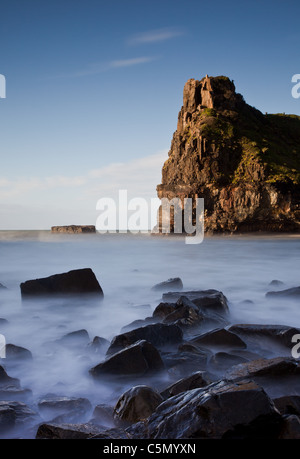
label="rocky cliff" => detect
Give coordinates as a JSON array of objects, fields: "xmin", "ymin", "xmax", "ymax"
[{"xmin": 156, "ymin": 75, "xmax": 300, "ymax": 233}]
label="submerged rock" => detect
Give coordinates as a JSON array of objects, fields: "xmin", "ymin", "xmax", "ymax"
[
  {"xmin": 20, "ymin": 268, "xmax": 104, "ymax": 299},
  {"xmin": 114, "ymin": 386, "xmax": 163, "ymax": 424},
  {"xmin": 151, "ymin": 278, "xmax": 183, "ymax": 292},
  {"xmin": 266, "ymin": 286, "xmax": 300, "ymax": 299},
  {"xmin": 5, "ymin": 344, "xmax": 33, "ymax": 361},
  {"xmin": 90, "ymin": 340, "xmax": 165, "ymax": 378},
  {"xmin": 38, "ymin": 396, "xmax": 92, "ymax": 422}
]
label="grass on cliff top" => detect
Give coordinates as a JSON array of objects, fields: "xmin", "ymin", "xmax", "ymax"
[{"xmin": 197, "ymin": 106, "xmax": 300, "ymax": 185}]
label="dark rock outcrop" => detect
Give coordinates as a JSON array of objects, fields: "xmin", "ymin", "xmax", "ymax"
[
  {"xmin": 266, "ymin": 286, "xmax": 300, "ymax": 299},
  {"xmin": 160, "ymin": 371, "xmax": 210, "ymax": 399},
  {"xmin": 20, "ymin": 268, "xmax": 103, "ymax": 298},
  {"xmin": 51, "ymin": 225, "xmax": 96, "ymax": 234},
  {"xmin": 155, "ymin": 75, "xmax": 300, "ymax": 234}
]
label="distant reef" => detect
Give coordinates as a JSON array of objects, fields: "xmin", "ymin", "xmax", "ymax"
[
  {"xmin": 156, "ymin": 75, "xmax": 300, "ymax": 233},
  {"xmin": 51, "ymin": 225, "xmax": 96, "ymax": 234}
]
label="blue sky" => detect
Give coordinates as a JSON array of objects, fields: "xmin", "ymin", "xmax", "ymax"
[{"xmin": 0, "ymin": 0, "xmax": 299, "ymax": 229}]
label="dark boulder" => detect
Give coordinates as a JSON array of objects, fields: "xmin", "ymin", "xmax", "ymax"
[
  {"xmin": 20, "ymin": 268, "xmax": 103, "ymax": 298},
  {"xmin": 0, "ymin": 400, "xmax": 37, "ymax": 433},
  {"xmin": 114, "ymin": 386, "xmax": 163, "ymax": 424},
  {"xmin": 90, "ymin": 340, "xmax": 164, "ymax": 378},
  {"xmin": 128, "ymin": 379, "xmax": 282, "ymax": 439},
  {"xmin": 161, "ymin": 371, "xmax": 211, "ymax": 399},
  {"xmin": 162, "ymin": 290, "xmax": 229, "ymax": 316},
  {"xmin": 151, "ymin": 278, "xmax": 183, "ymax": 292},
  {"xmin": 91, "ymin": 404, "xmax": 114, "ymax": 426},
  {"xmin": 106, "ymin": 323, "xmax": 183, "ymax": 356},
  {"xmin": 278, "ymin": 415, "xmax": 300, "ymax": 439}
]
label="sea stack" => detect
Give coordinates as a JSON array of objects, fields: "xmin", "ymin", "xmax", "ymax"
[
  {"xmin": 156, "ymin": 75, "xmax": 300, "ymax": 233},
  {"xmin": 51, "ymin": 225, "xmax": 96, "ymax": 234}
]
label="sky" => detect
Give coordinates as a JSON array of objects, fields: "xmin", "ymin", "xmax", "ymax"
[{"xmin": 0, "ymin": 0, "xmax": 299, "ymax": 229}]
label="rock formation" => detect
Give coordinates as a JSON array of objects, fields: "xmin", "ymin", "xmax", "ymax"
[
  {"xmin": 51, "ymin": 225, "xmax": 96, "ymax": 234},
  {"xmin": 156, "ymin": 75, "xmax": 300, "ymax": 233}
]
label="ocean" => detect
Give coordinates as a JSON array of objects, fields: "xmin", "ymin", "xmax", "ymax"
[{"xmin": 0, "ymin": 230, "xmax": 299, "ymax": 437}]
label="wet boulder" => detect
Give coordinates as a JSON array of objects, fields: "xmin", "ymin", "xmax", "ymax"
[
  {"xmin": 128, "ymin": 379, "xmax": 282, "ymax": 439},
  {"xmin": 90, "ymin": 340, "xmax": 164, "ymax": 378},
  {"xmin": 106, "ymin": 323, "xmax": 183, "ymax": 356},
  {"xmin": 20, "ymin": 268, "xmax": 104, "ymax": 299},
  {"xmin": 114, "ymin": 386, "xmax": 163, "ymax": 424},
  {"xmin": 160, "ymin": 371, "xmax": 211, "ymax": 399}
]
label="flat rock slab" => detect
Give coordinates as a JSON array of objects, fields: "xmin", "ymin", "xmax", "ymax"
[
  {"xmin": 20, "ymin": 268, "xmax": 103, "ymax": 298},
  {"xmin": 225, "ymin": 356, "xmax": 300, "ymax": 381}
]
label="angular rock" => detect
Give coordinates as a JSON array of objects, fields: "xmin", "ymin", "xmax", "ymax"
[
  {"xmin": 120, "ymin": 317, "xmax": 158, "ymax": 333},
  {"xmin": 209, "ymin": 351, "xmax": 248, "ymax": 371},
  {"xmin": 161, "ymin": 371, "xmax": 211, "ymax": 399},
  {"xmin": 20, "ymin": 268, "xmax": 103, "ymax": 298},
  {"xmin": 90, "ymin": 340, "xmax": 164, "ymax": 378},
  {"xmin": 161, "ymin": 349, "xmax": 208, "ymax": 379},
  {"xmin": 36, "ymin": 423, "xmax": 129, "ymax": 439},
  {"xmin": 266, "ymin": 286, "xmax": 300, "ymax": 299},
  {"xmin": 162, "ymin": 290, "xmax": 229, "ymax": 316},
  {"xmin": 225, "ymin": 356, "xmax": 300, "ymax": 381},
  {"xmin": 114, "ymin": 386, "xmax": 163, "ymax": 424},
  {"xmin": 128, "ymin": 379, "xmax": 282, "ymax": 439},
  {"xmin": 153, "ymin": 302, "xmax": 177, "ymax": 320},
  {"xmin": 151, "ymin": 278, "xmax": 183, "ymax": 292},
  {"xmin": 106, "ymin": 323, "xmax": 183, "ymax": 356},
  {"xmin": 162, "ymin": 296, "xmax": 204, "ymax": 329},
  {"xmin": 189, "ymin": 328, "xmax": 247, "ymax": 350},
  {"xmin": 0, "ymin": 400, "xmax": 37, "ymax": 433}
]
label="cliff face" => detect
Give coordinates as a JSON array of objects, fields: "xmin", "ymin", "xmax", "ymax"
[{"xmin": 157, "ymin": 75, "xmax": 300, "ymax": 233}]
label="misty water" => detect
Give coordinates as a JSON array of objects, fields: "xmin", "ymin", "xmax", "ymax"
[{"xmin": 0, "ymin": 231, "xmax": 299, "ymax": 437}]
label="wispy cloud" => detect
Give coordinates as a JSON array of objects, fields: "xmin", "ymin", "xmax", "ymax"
[
  {"xmin": 51, "ymin": 56, "xmax": 157, "ymax": 79},
  {"xmin": 128, "ymin": 27, "xmax": 185, "ymax": 45}
]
